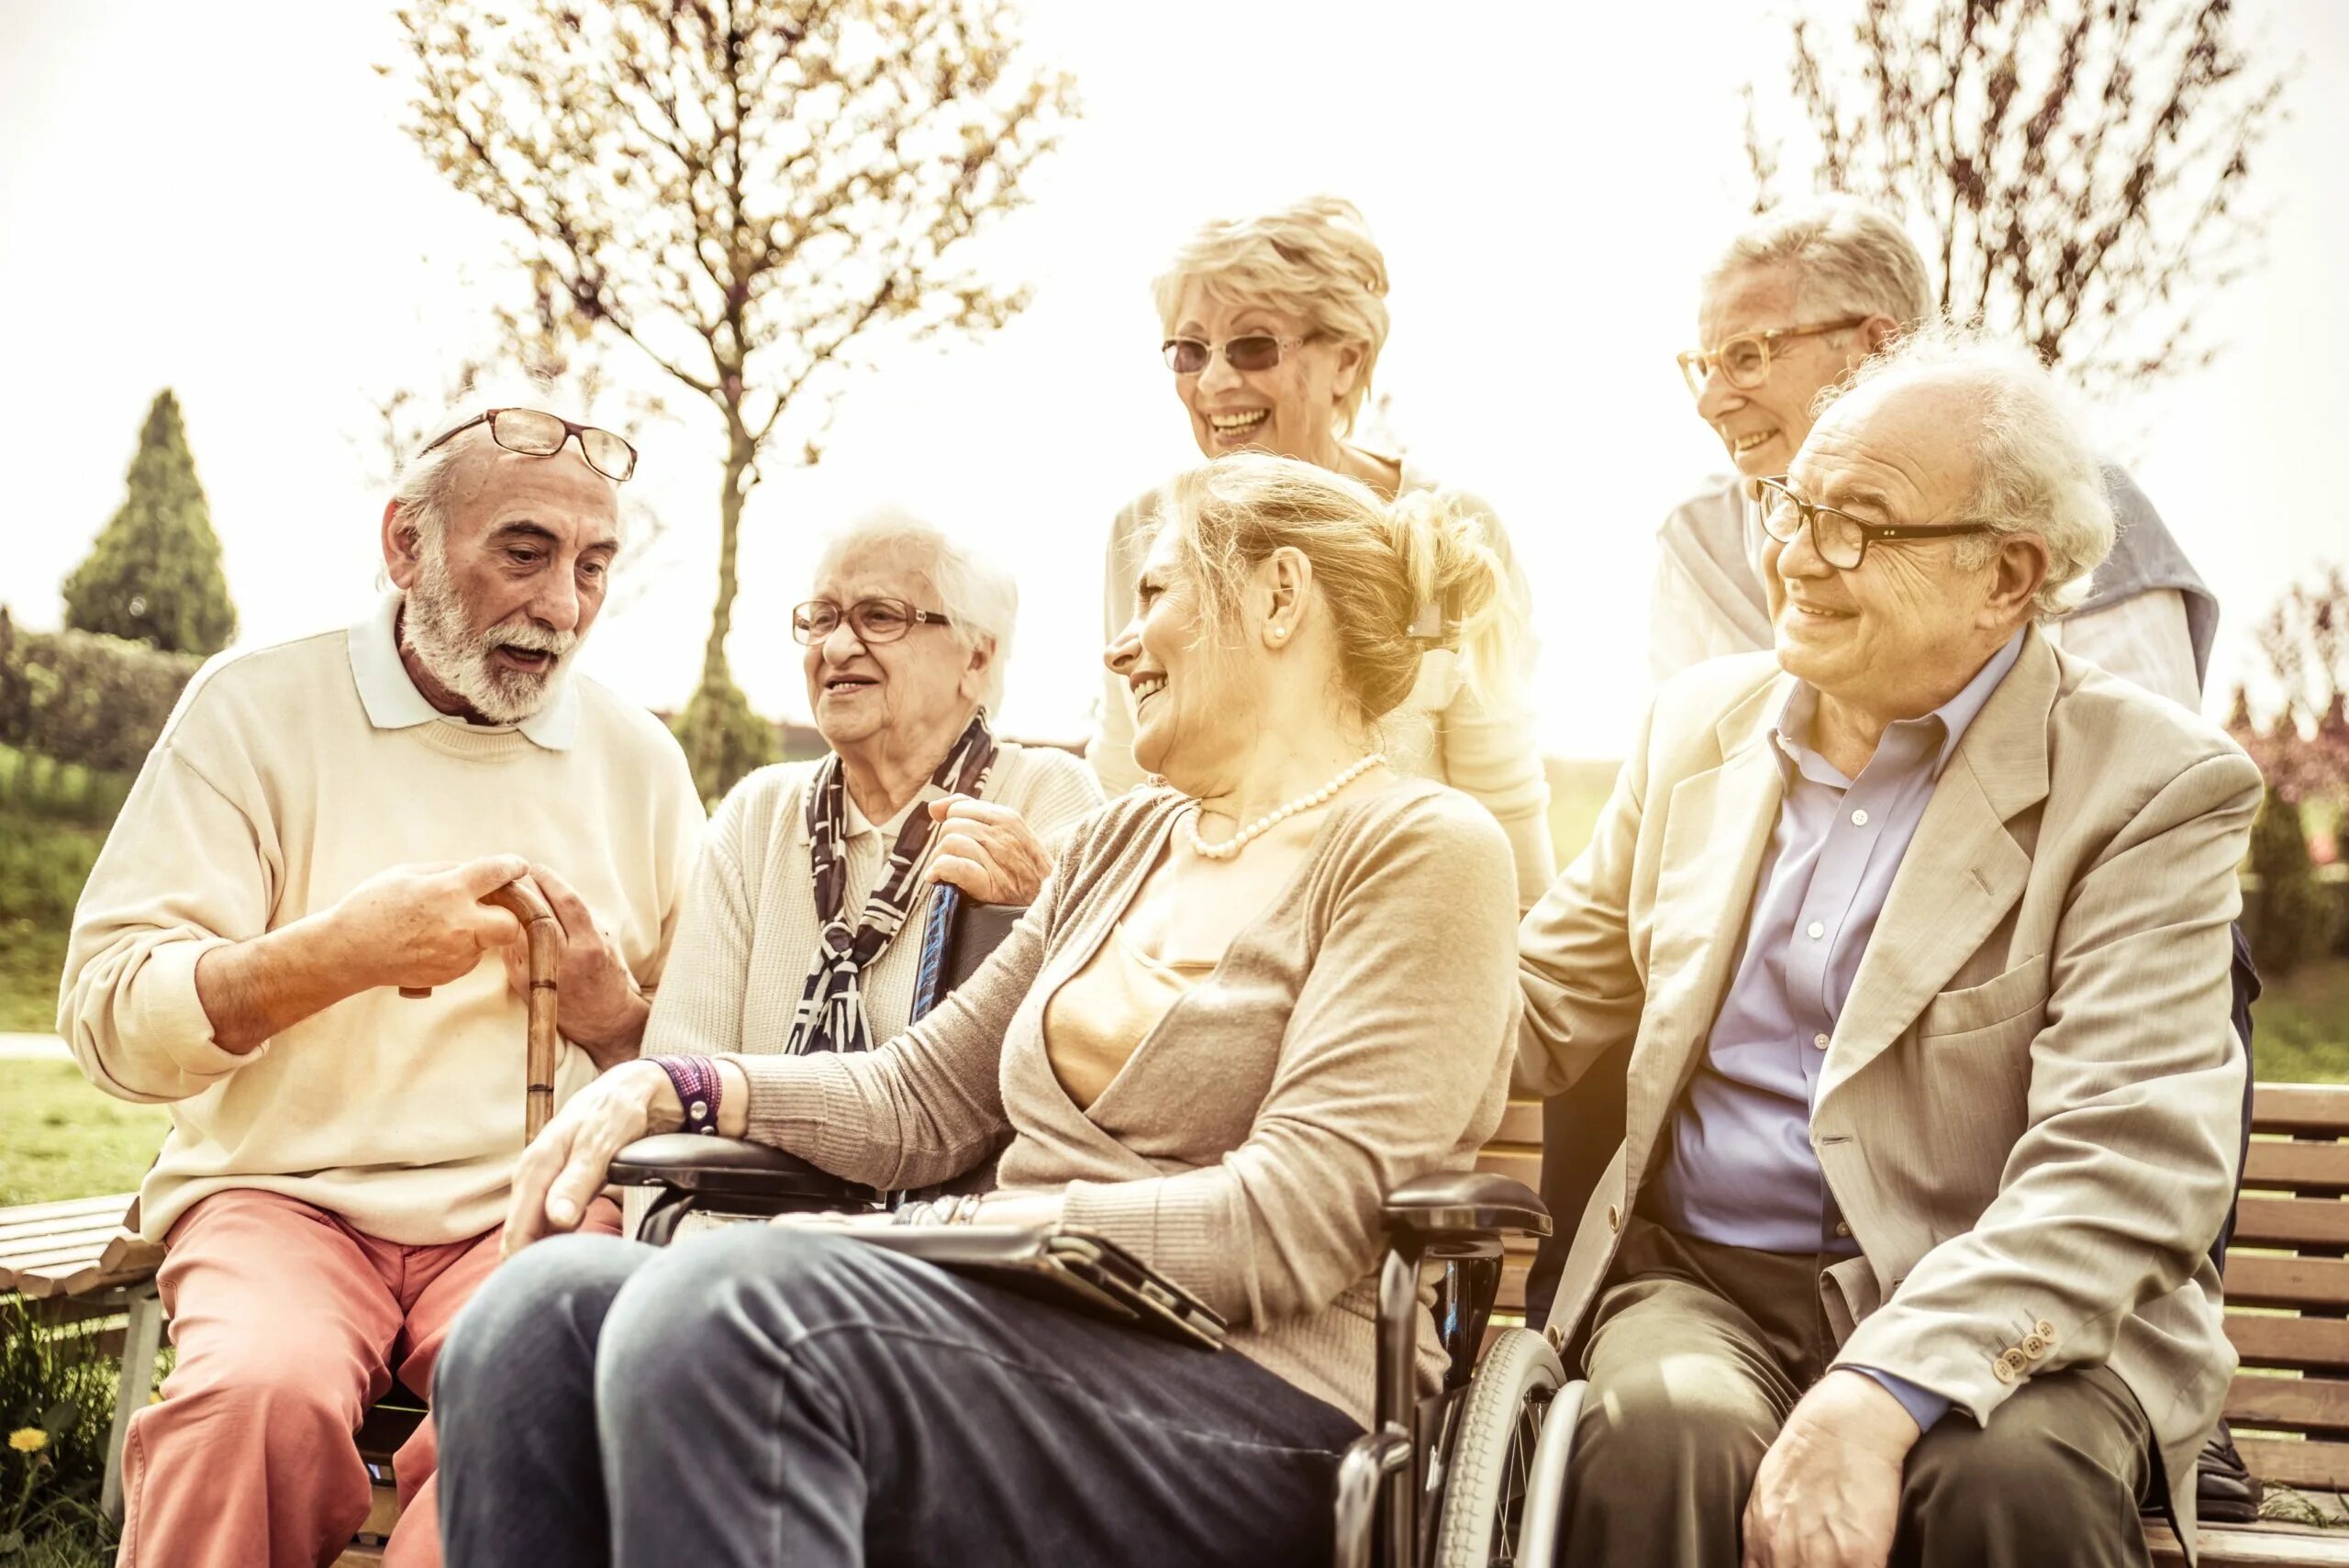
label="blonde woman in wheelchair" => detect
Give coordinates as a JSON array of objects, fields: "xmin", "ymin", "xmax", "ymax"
[{"xmin": 431, "ymin": 452, "xmax": 1528, "ymax": 1567}]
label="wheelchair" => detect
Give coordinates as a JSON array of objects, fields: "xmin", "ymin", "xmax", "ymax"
[{"xmin": 607, "ymin": 884, "xmax": 1577, "ymax": 1566}]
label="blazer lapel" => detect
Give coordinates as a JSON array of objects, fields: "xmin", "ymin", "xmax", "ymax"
[
  {"xmin": 1624, "ymin": 682, "xmax": 1789, "ymax": 1184},
  {"xmin": 1817, "ymin": 629, "xmax": 2056, "ymax": 1104}
]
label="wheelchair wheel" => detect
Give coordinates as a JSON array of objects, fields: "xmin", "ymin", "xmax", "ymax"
[{"xmin": 1432, "ymin": 1327, "xmax": 1563, "ymax": 1567}]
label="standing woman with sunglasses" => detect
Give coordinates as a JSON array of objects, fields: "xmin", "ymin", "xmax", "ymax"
[
  {"xmin": 629, "ymin": 506, "xmax": 1101, "ymax": 1090},
  {"xmin": 1092, "ymin": 195, "xmax": 1556, "ymax": 908}
]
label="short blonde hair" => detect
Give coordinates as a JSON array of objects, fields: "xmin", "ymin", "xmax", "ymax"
[
  {"xmin": 1155, "ymin": 453, "xmax": 1521, "ymax": 724},
  {"xmin": 1817, "ymin": 323, "xmax": 2115, "ymax": 618},
  {"xmin": 1152, "ymin": 196, "xmax": 1391, "ymax": 434}
]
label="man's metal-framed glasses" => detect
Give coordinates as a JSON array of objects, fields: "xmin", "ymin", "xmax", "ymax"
[
  {"xmin": 1675, "ymin": 317, "xmax": 1871, "ymax": 396},
  {"xmin": 1162, "ymin": 332, "xmax": 1316, "ymax": 375},
  {"xmin": 791, "ymin": 598, "xmax": 956, "ymax": 646},
  {"xmin": 1753, "ymin": 475, "xmax": 2000, "ymax": 571},
  {"xmin": 419, "ymin": 407, "xmax": 639, "ymax": 483}
]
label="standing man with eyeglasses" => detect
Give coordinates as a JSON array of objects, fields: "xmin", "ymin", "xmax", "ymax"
[{"xmin": 59, "ymin": 395, "xmax": 705, "ymax": 1568}]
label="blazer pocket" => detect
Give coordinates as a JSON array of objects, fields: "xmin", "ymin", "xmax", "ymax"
[{"xmin": 1914, "ymin": 959, "xmax": 2050, "ymax": 1040}]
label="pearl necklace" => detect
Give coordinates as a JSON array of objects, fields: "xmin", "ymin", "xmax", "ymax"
[{"xmin": 1183, "ymin": 753, "xmax": 1386, "ymax": 862}]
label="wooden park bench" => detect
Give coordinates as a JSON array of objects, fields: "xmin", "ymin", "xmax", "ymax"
[
  {"xmin": 1465, "ymin": 1090, "xmax": 2349, "ymax": 1568},
  {"xmin": 15, "ymin": 1081, "xmax": 2349, "ymax": 1565}
]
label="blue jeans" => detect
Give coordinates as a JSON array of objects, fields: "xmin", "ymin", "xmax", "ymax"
[{"xmin": 434, "ymin": 1225, "xmax": 1362, "ymax": 1567}]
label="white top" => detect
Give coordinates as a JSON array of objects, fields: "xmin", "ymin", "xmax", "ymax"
[
  {"xmin": 60, "ymin": 597, "xmax": 706, "ymax": 1243},
  {"xmin": 640, "ymin": 741, "xmax": 1106, "ymax": 1061}
]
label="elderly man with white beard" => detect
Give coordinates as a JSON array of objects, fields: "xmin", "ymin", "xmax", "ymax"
[{"xmin": 60, "ymin": 400, "xmax": 703, "ymax": 1568}]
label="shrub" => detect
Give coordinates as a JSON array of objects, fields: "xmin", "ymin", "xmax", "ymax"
[
  {"xmin": 2249, "ymin": 785, "xmax": 2344, "ymax": 976},
  {"xmin": 669, "ymin": 677, "xmax": 780, "ymax": 807},
  {"xmin": 61, "ymin": 389, "xmax": 237, "ymax": 658},
  {"xmin": 0, "ymin": 1300, "xmax": 120, "ymax": 1561},
  {"xmin": 0, "ymin": 613, "xmax": 198, "ymax": 778}
]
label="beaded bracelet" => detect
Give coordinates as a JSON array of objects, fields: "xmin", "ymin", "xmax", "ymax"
[{"xmin": 649, "ymin": 1055, "xmax": 721, "ymax": 1136}]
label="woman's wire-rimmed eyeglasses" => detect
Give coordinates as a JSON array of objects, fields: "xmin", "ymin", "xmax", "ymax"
[
  {"xmin": 418, "ymin": 407, "xmax": 639, "ymax": 483},
  {"xmin": 1753, "ymin": 475, "xmax": 2001, "ymax": 570},
  {"xmin": 1675, "ymin": 317, "xmax": 1871, "ymax": 396},
  {"xmin": 791, "ymin": 598, "xmax": 957, "ymax": 646},
  {"xmin": 1162, "ymin": 332, "xmax": 1316, "ymax": 375}
]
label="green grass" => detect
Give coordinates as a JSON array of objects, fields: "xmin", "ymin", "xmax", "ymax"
[
  {"xmin": 0, "ymin": 744, "xmax": 119, "ymax": 1033},
  {"xmin": 2252, "ymin": 959, "xmax": 2349, "ymax": 1084},
  {"xmin": 0, "ymin": 1061, "xmax": 167, "ymax": 1209}
]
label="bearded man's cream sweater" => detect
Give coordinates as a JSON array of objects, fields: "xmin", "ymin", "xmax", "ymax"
[{"xmin": 59, "ymin": 597, "xmax": 705, "ymax": 1244}]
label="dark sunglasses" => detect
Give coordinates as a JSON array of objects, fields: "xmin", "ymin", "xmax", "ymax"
[
  {"xmin": 791, "ymin": 597, "xmax": 955, "ymax": 646},
  {"xmin": 1162, "ymin": 332, "xmax": 1315, "ymax": 375},
  {"xmin": 418, "ymin": 407, "xmax": 638, "ymax": 483}
]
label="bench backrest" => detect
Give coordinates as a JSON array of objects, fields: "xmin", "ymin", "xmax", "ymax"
[{"xmin": 2220, "ymin": 1083, "xmax": 2349, "ymax": 1493}]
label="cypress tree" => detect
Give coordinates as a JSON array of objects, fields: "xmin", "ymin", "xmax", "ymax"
[{"xmin": 62, "ymin": 390, "xmax": 238, "ymax": 656}]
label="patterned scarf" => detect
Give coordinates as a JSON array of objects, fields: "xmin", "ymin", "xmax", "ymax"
[{"xmin": 785, "ymin": 711, "xmax": 997, "ymax": 1055}]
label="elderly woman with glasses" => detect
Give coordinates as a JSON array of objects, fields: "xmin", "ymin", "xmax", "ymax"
[
  {"xmin": 626, "ymin": 506, "xmax": 1101, "ymax": 1077},
  {"xmin": 1093, "ymin": 195, "xmax": 1556, "ymax": 908},
  {"xmin": 433, "ymin": 453, "xmax": 1527, "ymax": 1567}
]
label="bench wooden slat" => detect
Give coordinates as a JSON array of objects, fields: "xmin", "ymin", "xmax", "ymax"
[
  {"xmin": 2253, "ymin": 1085, "xmax": 2349, "ymax": 1139},
  {"xmin": 0, "ymin": 1223, "xmax": 122, "ymax": 1262},
  {"xmin": 2227, "ymin": 1375, "xmax": 2349, "ymax": 1436},
  {"xmin": 0, "ymin": 1240, "xmax": 123, "ymax": 1280},
  {"xmin": 2234, "ymin": 1434, "xmax": 2349, "ymax": 1493},
  {"xmin": 2244, "ymin": 1140, "xmax": 2349, "ymax": 1196},
  {"xmin": 2230, "ymin": 1316, "xmax": 2349, "ymax": 1374},
  {"xmin": 2219, "ymin": 1255, "xmax": 2349, "ymax": 1312},
  {"xmin": 2149, "ymin": 1518, "xmax": 2349, "ymax": 1567},
  {"xmin": 0, "ymin": 1194, "xmax": 134, "ymax": 1238},
  {"xmin": 2232, "ymin": 1197, "xmax": 2349, "ymax": 1251}
]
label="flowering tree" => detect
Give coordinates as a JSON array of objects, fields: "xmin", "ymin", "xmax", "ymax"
[
  {"xmin": 394, "ymin": 0, "xmax": 1076, "ymax": 794},
  {"xmin": 1745, "ymin": 0, "xmax": 2288, "ymax": 399}
]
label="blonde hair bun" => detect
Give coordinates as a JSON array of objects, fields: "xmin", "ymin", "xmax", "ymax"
[{"xmin": 1161, "ymin": 453, "xmax": 1522, "ymax": 723}]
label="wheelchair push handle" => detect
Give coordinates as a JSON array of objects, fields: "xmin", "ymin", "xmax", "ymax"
[{"xmin": 395, "ymin": 877, "xmax": 562, "ymax": 1141}]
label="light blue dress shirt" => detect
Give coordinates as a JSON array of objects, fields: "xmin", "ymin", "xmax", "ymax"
[{"xmin": 1647, "ymin": 632, "xmax": 2026, "ymax": 1430}]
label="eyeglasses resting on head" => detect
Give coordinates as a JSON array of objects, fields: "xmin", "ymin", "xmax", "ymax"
[{"xmin": 417, "ymin": 407, "xmax": 639, "ymax": 484}]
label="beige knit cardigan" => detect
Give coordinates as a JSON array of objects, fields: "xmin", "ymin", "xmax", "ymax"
[{"xmin": 727, "ymin": 780, "xmax": 1522, "ymax": 1425}]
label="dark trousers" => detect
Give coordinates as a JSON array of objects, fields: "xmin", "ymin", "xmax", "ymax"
[
  {"xmin": 1526, "ymin": 927, "xmax": 2264, "ymax": 1326},
  {"xmin": 1564, "ymin": 1218, "xmax": 2155, "ymax": 1568},
  {"xmin": 433, "ymin": 1224, "xmax": 1362, "ymax": 1568}
]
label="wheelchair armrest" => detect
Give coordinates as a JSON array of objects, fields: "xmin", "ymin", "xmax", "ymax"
[
  {"xmin": 607, "ymin": 1134, "xmax": 881, "ymax": 1205},
  {"xmin": 1383, "ymin": 1173, "xmax": 1552, "ymax": 1240}
]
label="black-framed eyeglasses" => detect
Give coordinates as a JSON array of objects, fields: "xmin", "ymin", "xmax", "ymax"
[
  {"xmin": 1753, "ymin": 475, "xmax": 2001, "ymax": 570},
  {"xmin": 1675, "ymin": 317, "xmax": 1870, "ymax": 396},
  {"xmin": 419, "ymin": 407, "xmax": 639, "ymax": 483},
  {"xmin": 791, "ymin": 597, "xmax": 955, "ymax": 646},
  {"xmin": 1162, "ymin": 332, "xmax": 1317, "ymax": 375}
]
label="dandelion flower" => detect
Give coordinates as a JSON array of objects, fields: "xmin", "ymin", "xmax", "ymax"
[{"xmin": 7, "ymin": 1428, "xmax": 47, "ymax": 1453}]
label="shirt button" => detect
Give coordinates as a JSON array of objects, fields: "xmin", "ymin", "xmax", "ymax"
[
  {"xmin": 689, "ymin": 1100, "xmax": 708, "ymax": 1118},
  {"xmin": 1812, "ymin": 1032, "xmax": 1830, "ymax": 1051},
  {"xmin": 1807, "ymin": 921, "xmax": 1824, "ymax": 940},
  {"xmin": 1851, "ymin": 808, "xmax": 1869, "ymax": 827},
  {"xmin": 1833, "ymin": 1220, "xmax": 1852, "ymax": 1238}
]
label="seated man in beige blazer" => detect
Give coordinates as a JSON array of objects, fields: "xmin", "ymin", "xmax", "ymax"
[{"xmin": 1519, "ymin": 324, "xmax": 2259, "ymax": 1568}]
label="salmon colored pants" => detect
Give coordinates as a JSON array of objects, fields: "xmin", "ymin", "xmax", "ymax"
[{"xmin": 117, "ymin": 1187, "xmax": 620, "ymax": 1568}]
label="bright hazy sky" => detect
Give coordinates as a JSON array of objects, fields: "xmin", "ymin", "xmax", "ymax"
[{"xmin": 4, "ymin": 1, "xmax": 2343, "ymax": 757}]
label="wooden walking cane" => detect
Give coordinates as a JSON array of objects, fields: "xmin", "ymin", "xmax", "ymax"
[{"xmin": 398, "ymin": 878, "xmax": 562, "ymax": 1141}]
